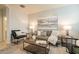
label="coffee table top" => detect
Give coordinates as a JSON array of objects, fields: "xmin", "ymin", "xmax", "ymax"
[
  {"xmin": 24, "ymin": 38, "xmax": 48, "ymax": 48},
  {"xmin": 23, "ymin": 39, "xmax": 49, "ymax": 54}
]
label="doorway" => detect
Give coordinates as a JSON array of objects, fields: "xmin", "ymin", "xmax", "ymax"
[
  {"xmin": 0, "ymin": 5, "xmax": 8, "ymax": 50},
  {"xmin": 0, "ymin": 9, "xmax": 3, "ymax": 42},
  {"xmin": 0, "ymin": 5, "xmax": 7, "ymax": 43}
]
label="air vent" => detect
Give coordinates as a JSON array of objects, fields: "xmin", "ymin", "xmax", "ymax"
[{"xmin": 20, "ymin": 5, "xmax": 25, "ymax": 8}]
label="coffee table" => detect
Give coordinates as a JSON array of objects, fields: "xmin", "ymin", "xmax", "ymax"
[{"xmin": 23, "ymin": 38, "xmax": 50, "ymax": 54}]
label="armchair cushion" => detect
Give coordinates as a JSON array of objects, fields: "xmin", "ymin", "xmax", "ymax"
[
  {"xmin": 16, "ymin": 31, "xmax": 22, "ymax": 36},
  {"xmin": 16, "ymin": 31, "xmax": 26, "ymax": 36},
  {"xmin": 46, "ymin": 31, "xmax": 52, "ymax": 36},
  {"xmin": 36, "ymin": 40, "xmax": 47, "ymax": 44},
  {"xmin": 48, "ymin": 31, "xmax": 58, "ymax": 45},
  {"xmin": 36, "ymin": 35, "xmax": 48, "ymax": 40},
  {"xmin": 11, "ymin": 30, "xmax": 26, "ymax": 39}
]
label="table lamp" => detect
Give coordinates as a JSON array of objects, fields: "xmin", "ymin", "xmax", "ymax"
[{"xmin": 63, "ymin": 25, "xmax": 72, "ymax": 36}]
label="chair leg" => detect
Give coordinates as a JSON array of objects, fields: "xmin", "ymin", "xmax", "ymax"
[{"xmin": 17, "ymin": 39, "xmax": 18, "ymax": 44}]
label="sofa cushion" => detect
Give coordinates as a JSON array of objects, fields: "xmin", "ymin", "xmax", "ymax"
[{"xmin": 46, "ymin": 31, "xmax": 52, "ymax": 36}]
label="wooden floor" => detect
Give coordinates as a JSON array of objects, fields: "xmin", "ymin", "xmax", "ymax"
[
  {"xmin": 0, "ymin": 41, "xmax": 68, "ymax": 54},
  {"xmin": 0, "ymin": 41, "xmax": 8, "ymax": 50}
]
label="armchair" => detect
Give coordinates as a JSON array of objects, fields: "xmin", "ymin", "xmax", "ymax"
[{"xmin": 11, "ymin": 30, "xmax": 26, "ymax": 44}]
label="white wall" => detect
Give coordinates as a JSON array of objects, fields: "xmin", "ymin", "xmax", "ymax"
[
  {"xmin": 28, "ymin": 4, "xmax": 79, "ymax": 38},
  {"xmin": 0, "ymin": 7, "xmax": 6, "ymax": 42},
  {"xmin": 0, "ymin": 9, "xmax": 3, "ymax": 41},
  {"xmin": 29, "ymin": 5, "xmax": 79, "ymax": 30},
  {"xmin": 6, "ymin": 5, "xmax": 29, "ymax": 43},
  {"xmin": 28, "ymin": 4, "xmax": 79, "ymax": 46},
  {"xmin": 5, "ymin": 4, "xmax": 79, "ymax": 43}
]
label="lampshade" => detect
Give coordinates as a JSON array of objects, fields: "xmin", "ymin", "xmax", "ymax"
[{"xmin": 63, "ymin": 25, "xmax": 72, "ymax": 30}]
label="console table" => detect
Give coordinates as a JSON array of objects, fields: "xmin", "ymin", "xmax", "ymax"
[
  {"xmin": 59, "ymin": 35, "xmax": 79, "ymax": 54},
  {"xmin": 65, "ymin": 36, "xmax": 78, "ymax": 54}
]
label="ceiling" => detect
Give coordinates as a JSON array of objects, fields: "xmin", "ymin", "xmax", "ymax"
[
  {"xmin": 7, "ymin": 4, "xmax": 68, "ymax": 14},
  {"xmin": 19, "ymin": 4, "xmax": 68, "ymax": 14}
]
